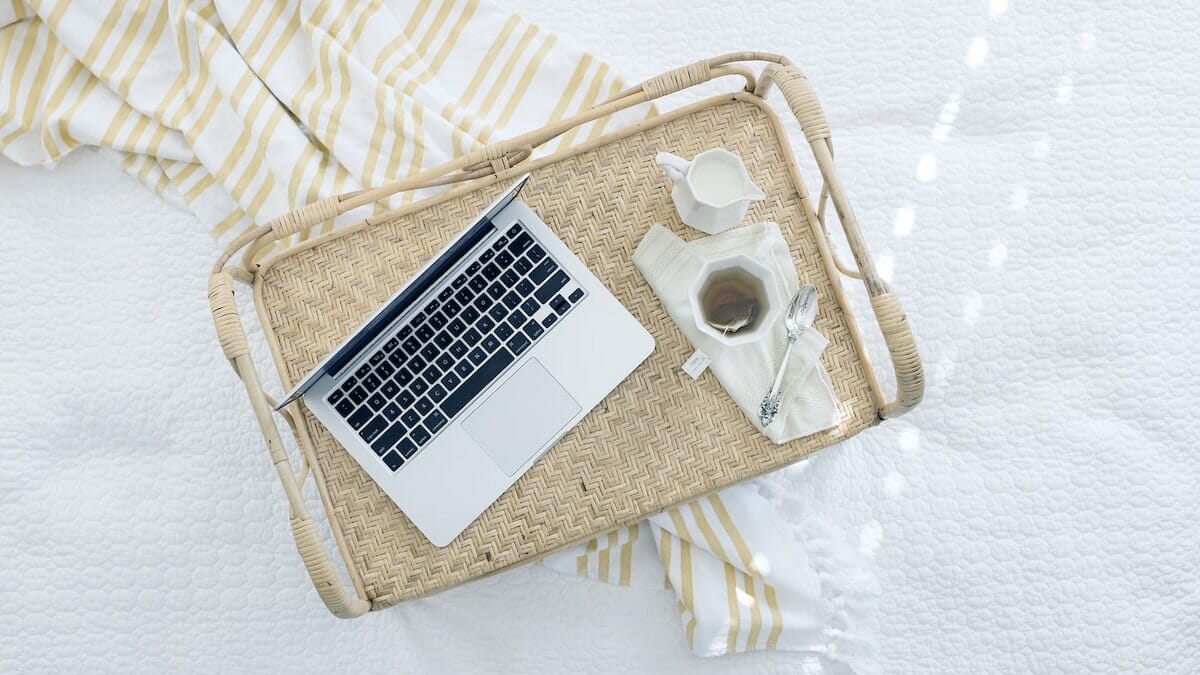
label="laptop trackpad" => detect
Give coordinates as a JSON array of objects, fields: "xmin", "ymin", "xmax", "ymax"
[{"xmin": 463, "ymin": 359, "xmax": 581, "ymax": 476}]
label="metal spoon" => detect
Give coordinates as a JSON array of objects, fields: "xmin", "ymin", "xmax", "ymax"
[{"xmin": 758, "ymin": 284, "xmax": 818, "ymax": 427}]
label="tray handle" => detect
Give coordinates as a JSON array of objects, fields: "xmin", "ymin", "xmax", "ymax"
[
  {"xmin": 209, "ymin": 272, "xmax": 372, "ymax": 618},
  {"xmin": 757, "ymin": 61, "xmax": 925, "ymax": 417}
]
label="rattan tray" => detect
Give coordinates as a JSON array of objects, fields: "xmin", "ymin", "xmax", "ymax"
[{"xmin": 208, "ymin": 53, "xmax": 923, "ymax": 617}]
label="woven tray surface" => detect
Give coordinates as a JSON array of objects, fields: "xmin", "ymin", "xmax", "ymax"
[{"xmin": 256, "ymin": 97, "xmax": 878, "ymax": 607}]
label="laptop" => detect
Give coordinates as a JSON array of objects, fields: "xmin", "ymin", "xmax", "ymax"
[{"xmin": 277, "ymin": 175, "xmax": 654, "ymax": 546}]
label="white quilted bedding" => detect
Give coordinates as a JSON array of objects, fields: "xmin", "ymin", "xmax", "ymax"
[{"xmin": 2, "ymin": 1, "xmax": 1197, "ymax": 672}]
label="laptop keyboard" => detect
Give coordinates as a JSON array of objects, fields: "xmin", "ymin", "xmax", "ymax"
[{"xmin": 324, "ymin": 222, "xmax": 586, "ymax": 473}]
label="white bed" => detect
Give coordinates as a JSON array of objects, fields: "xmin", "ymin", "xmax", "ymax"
[{"xmin": 2, "ymin": 1, "xmax": 1197, "ymax": 672}]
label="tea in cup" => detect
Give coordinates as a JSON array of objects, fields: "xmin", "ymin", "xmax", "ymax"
[{"xmin": 688, "ymin": 254, "xmax": 782, "ymax": 347}]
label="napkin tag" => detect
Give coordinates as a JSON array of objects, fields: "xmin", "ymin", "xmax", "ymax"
[{"xmin": 681, "ymin": 349, "xmax": 712, "ymax": 379}]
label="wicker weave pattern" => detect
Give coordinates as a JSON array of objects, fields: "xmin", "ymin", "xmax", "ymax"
[{"xmin": 255, "ymin": 98, "xmax": 878, "ymax": 606}]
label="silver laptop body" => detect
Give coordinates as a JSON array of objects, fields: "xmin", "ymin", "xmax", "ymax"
[{"xmin": 277, "ymin": 176, "xmax": 654, "ymax": 546}]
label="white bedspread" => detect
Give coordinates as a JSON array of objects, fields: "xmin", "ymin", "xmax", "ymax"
[{"xmin": 2, "ymin": 0, "xmax": 1197, "ymax": 672}]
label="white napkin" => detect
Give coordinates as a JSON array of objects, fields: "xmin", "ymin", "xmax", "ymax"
[{"xmin": 632, "ymin": 222, "xmax": 840, "ymax": 443}]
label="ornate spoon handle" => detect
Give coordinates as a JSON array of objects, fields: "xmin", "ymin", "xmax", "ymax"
[{"xmin": 759, "ymin": 336, "xmax": 797, "ymax": 427}]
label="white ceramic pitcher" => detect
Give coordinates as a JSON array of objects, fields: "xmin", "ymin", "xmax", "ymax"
[{"xmin": 656, "ymin": 147, "xmax": 765, "ymax": 234}]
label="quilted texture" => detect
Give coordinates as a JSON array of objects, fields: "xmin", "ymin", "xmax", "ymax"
[{"xmin": 2, "ymin": 1, "xmax": 1198, "ymax": 673}]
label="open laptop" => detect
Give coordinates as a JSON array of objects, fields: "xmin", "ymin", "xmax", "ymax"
[{"xmin": 277, "ymin": 175, "xmax": 654, "ymax": 546}]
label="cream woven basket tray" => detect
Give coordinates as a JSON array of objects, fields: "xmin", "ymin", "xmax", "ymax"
[{"xmin": 208, "ymin": 52, "xmax": 924, "ymax": 618}]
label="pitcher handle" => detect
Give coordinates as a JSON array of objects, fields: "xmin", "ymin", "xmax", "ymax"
[{"xmin": 655, "ymin": 152, "xmax": 689, "ymax": 184}]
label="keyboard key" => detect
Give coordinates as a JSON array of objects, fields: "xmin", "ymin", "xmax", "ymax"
[
  {"xmin": 520, "ymin": 298, "xmax": 539, "ymax": 315},
  {"xmin": 487, "ymin": 282, "xmax": 505, "ymax": 300},
  {"xmin": 340, "ymin": 376, "xmax": 358, "ymax": 393},
  {"xmin": 527, "ymin": 244, "xmax": 545, "ymax": 262},
  {"xmin": 382, "ymin": 451, "xmax": 405, "ymax": 471},
  {"xmin": 348, "ymin": 387, "xmax": 368, "ymax": 404},
  {"xmin": 438, "ymin": 287, "xmax": 454, "ymax": 302},
  {"xmin": 468, "ymin": 347, "xmax": 488, "ymax": 365},
  {"xmin": 454, "ymin": 360, "xmax": 473, "ymax": 378},
  {"xmin": 429, "ymin": 384, "xmax": 447, "ymax": 403},
  {"xmin": 416, "ymin": 324, "xmax": 434, "ymax": 341},
  {"xmin": 394, "ymin": 367, "xmax": 413, "ymax": 386},
  {"xmin": 420, "ymin": 343, "xmax": 439, "ymax": 361},
  {"xmin": 425, "ymin": 410, "xmax": 447, "ymax": 433},
  {"xmin": 454, "ymin": 287, "xmax": 474, "ymax": 306},
  {"xmin": 496, "ymin": 322, "xmax": 514, "ymax": 340},
  {"xmin": 429, "ymin": 312, "xmax": 447, "ymax": 329},
  {"xmin": 411, "ymin": 425, "xmax": 432, "ymax": 447},
  {"xmin": 377, "ymin": 361, "xmax": 394, "ymax": 379},
  {"xmin": 369, "ymin": 351, "xmax": 385, "ymax": 366},
  {"xmin": 448, "ymin": 318, "xmax": 467, "ymax": 335},
  {"xmin": 568, "ymin": 288, "xmax": 585, "ymax": 303},
  {"xmin": 415, "ymin": 396, "xmax": 433, "ymax": 415},
  {"xmin": 492, "ymin": 235, "xmax": 509, "ymax": 251},
  {"xmin": 469, "ymin": 275, "xmax": 488, "ymax": 293},
  {"xmin": 368, "ymin": 393, "xmax": 387, "ymax": 411},
  {"xmin": 507, "ymin": 223, "xmax": 522, "ymax": 237},
  {"xmin": 441, "ymin": 371, "xmax": 461, "ymax": 390},
  {"xmin": 372, "ymin": 424, "xmax": 406, "ymax": 455},
  {"xmin": 506, "ymin": 310, "xmax": 526, "ymax": 328},
  {"xmin": 408, "ymin": 355, "xmax": 426, "ymax": 372},
  {"xmin": 466, "ymin": 261, "xmax": 481, "ymax": 275},
  {"xmin": 488, "ymin": 303, "xmax": 507, "ymax": 322},
  {"xmin": 523, "ymin": 320, "xmax": 544, "ymax": 340},
  {"xmin": 412, "ymin": 312, "xmax": 427, "ymax": 328},
  {"xmin": 383, "ymin": 337, "xmax": 399, "ymax": 353},
  {"xmin": 463, "ymin": 328, "xmax": 481, "ymax": 346},
  {"xmin": 477, "ymin": 316, "xmax": 496, "ymax": 333},
  {"xmin": 397, "ymin": 438, "xmax": 417, "ymax": 458},
  {"xmin": 535, "ymin": 270, "xmax": 570, "ymax": 303},
  {"xmin": 436, "ymin": 353, "xmax": 454, "ymax": 371},
  {"xmin": 509, "ymin": 232, "xmax": 533, "ymax": 255},
  {"xmin": 449, "ymin": 340, "xmax": 468, "ymax": 358},
  {"xmin": 402, "ymin": 337, "xmax": 421, "ymax": 354},
  {"xmin": 443, "ymin": 300, "xmax": 461, "ymax": 317},
  {"xmin": 363, "ymin": 373, "xmax": 382, "ymax": 391},
  {"xmin": 529, "ymin": 258, "xmax": 556, "ymax": 284},
  {"xmin": 517, "ymin": 279, "xmax": 535, "ymax": 296},
  {"xmin": 482, "ymin": 334, "xmax": 501, "ymax": 352},
  {"xmin": 441, "ymin": 349, "xmax": 515, "ymax": 418},
  {"xmin": 502, "ymin": 291, "xmax": 521, "ymax": 309},
  {"xmin": 401, "ymin": 409, "xmax": 420, "ymax": 428},
  {"xmin": 452, "ymin": 273, "xmax": 469, "ymax": 288},
  {"xmin": 388, "ymin": 351, "xmax": 405, "ymax": 367},
  {"xmin": 426, "ymin": 299, "xmax": 440, "ymax": 313},
  {"xmin": 497, "ymin": 252, "xmax": 515, "ymax": 269},
  {"xmin": 360, "ymin": 415, "xmax": 388, "ymax": 443},
  {"xmin": 348, "ymin": 405, "xmax": 373, "ymax": 429},
  {"xmin": 327, "ymin": 389, "xmax": 344, "ymax": 405},
  {"xmin": 382, "ymin": 380, "xmax": 400, "ymax": 398},
  {"xmin": 480, "ymin": 249, "xmax": 495, "ymax": 264},
  {"xmin": 514, "ymin": 257, "xmax": 532, "ymax": 275},
  {"xmin": 411, "ymin": 378, "xmax": 428, "ymax": 396},
  {"xmin": 434, "ymin": 331, "xmax": 453, "ymax": 349},
  {"xmin": 399, "ymin": 325, "xmax": 413, "ymax": 339},
  {"xmin": 542, "ymin": 313, "xmax": 557, "ymax": 328},
  {"xmin": 472, "ymin": 294, "xmax": 492, "ymax": 312},
  {"xmin": 482, "ymin": 263, "xmax": 501, "ymax": 281},
  {"xmin": 335, "ymin": 398, "xmax": 356, "ymax": 417},
  {"xmin": 356, "ymin": 364, "xmax": 371, "ymax": 379},
  {"xmin": 461, "ymin": 306, "xmax": 481, "ymax": 324},
  {"xmin": 397, "ymin": 391, "xmax": 415, "ymax": 408},
  {"xmin": 507, "ymin": 333, "xmax": 531, "ymax": 355},
  {"xmin": 383, "ymin": 401, "xmax": 402, "ymax": 421},
  {"xmin": 422, "ymin": 365, "xmax": 441, "ymax": 383}
]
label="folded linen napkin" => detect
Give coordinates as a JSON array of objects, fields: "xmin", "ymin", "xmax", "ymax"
[{"xmin": 634, "ymin": 221, "xmax": 839, "ymax": 442}]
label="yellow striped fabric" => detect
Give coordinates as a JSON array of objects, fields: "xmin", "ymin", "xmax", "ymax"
[
  {"xmin": 0, "ymin": 0, "xmax": 650, "ymax": 243},
  {"xmin": 544, "ymin": 482, "xmax": 876, "ymax": 661}
]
